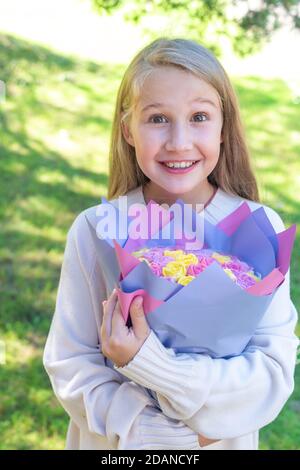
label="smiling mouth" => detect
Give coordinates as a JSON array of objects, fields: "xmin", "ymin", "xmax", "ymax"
[{"xmin": 159, "ymin": 160, "xmax": 199, "ymax": 168}]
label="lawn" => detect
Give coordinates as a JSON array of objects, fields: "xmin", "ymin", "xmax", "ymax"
[{"xmin": 0, "ymin": 32, "xmax": 299, "ymax": 450}]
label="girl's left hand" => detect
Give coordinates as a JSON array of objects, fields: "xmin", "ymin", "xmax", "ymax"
[{"xmin": 100, "ymin": 289, "xmax": 151, "ymax": 368}]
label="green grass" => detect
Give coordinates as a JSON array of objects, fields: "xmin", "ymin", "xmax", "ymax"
[{"xmin": 0, "ymin": 32, "xmax": 299, "ymax": 450}]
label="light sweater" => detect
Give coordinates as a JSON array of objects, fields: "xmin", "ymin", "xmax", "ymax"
[{"xmin": 43, "ymin": 185, "xmax": 299, "ymax": 450}]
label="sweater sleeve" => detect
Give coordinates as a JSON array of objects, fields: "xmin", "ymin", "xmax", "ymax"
[
  {"xmin": 114, "ymin": 208, "xmax": 299, "ymax": 439},
  {"xmin": 43, "ymin": 210, "xmax": 200, "ymax": 450}
]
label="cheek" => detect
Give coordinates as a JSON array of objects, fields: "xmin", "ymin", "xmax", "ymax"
[
  {"xmin": 136, "ymin": 129, "xmax": 162, "ymax": 156},
  {"xmin": 196, "ymin": 127, "xmax": 222, "ymax": 151}
]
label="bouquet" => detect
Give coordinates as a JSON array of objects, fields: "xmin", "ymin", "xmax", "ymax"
[{"xmin": 86, "ymin": 196, "xmax": 296, "ymax": 358}]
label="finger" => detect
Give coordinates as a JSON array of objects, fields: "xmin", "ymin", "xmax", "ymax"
[
  {"xmin": 129, "ymin": 296, "xmax": 150, "ymax": 338},
  {"xmin": 101, "ymin": 289, "xmax": 118, "ymax": 339},
  {"xmin": 111, "ymin": 299, "xmax": 127, "ymax": 332}
]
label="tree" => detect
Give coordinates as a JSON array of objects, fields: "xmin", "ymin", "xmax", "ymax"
[{"xmin": 90, "ymin": 0, "xmax": 300, "ymax": 57}]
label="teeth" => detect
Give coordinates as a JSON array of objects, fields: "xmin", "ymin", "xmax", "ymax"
[{"xmin": 164, "ymin": 161, "xmax": 196, "ymax": 168}]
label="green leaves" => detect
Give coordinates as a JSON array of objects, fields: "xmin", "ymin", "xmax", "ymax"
[{"xmin": 91, "ymin": 0, "xmax": 300, "ymax": 58}]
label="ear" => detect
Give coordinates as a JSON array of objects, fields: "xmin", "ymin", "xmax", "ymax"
[{"xmin": 121, "ymin": 119, "xmax": 135, "ymax": 147}]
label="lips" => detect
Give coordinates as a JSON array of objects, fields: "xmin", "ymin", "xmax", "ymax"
[
  {"xmin": 159, "ymin": 160, "xmax": 198, "ymax": 164},
  {"xmin": 159, "ymin": 160, "xmax": 200, "ymax": 174},
  {"xmin": 159, "ymin": 161, "xmax": 198, "ymax": 168}
]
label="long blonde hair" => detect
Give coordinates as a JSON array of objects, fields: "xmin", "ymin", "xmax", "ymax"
[{"xmin": 107, "ymin": 37, "xmax": 259, "ymax": 202}]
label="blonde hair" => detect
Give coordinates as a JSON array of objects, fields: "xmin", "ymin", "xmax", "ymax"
[{"xmin": 107, "ymin": 37, "xmax": 260, "ymax": 202}]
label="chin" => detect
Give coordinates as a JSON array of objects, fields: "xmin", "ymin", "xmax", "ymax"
[{"xmin": 161, "ymin": 181, "xmax": 200, "ymax": 196}]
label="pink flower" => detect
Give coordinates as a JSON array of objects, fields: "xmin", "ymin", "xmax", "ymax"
[
  {"xmin": 224, "ymin": 261, "xmax": 243, "ymax": 272},
  {"xmin": 187, "ymin": 257, "xmax": 213, "ymax": 276},
  {"xmin": 150, "ymin": 261, "xmax": 163, "ymax": 277},
  {"xmin": 235, "ymin": 272, "xmax": 256, "ymax": 289}
]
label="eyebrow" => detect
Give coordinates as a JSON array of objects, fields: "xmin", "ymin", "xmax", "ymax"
[{"xmin": 141, "ymin": 97, "xmax": 218, "ymax": 113}]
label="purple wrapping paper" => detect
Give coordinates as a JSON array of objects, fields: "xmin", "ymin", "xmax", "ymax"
[{"xmin": 85, "ymin": 195, "xmax": 296, "ymax": 358}]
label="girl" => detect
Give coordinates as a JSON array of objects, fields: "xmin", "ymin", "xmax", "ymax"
[{"xmin": 43, "ymin": 37, "xmax": 299, "ymax": 450}]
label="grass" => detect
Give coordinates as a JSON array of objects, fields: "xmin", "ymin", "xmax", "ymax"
[{"xmin": 0, "ymin": 32, "xmax": 299, "ymax": 450}]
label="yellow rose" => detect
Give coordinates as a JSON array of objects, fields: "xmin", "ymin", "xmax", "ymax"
[
  {"xmin": 162, "ymin": 261, "xmax": 186, "ymax": 279},
  {"xmin": 132, "ymin": 248, "xmax": 149, "ymax": 257},
  {"xmin": 223, "ymin": 268, "xmax": 237, "ymax": 281},
  {"xmin": 181, "ymin": 253, "xmax": 199, "ymax": 267},
  {"xmin": 164, "ymin": 249, "xmax": 185, "ymax": 260},
  {"xmin": 212, "ymin": 252, "xmax": 231, "ymax": 265},
  {"xmin": 177, "ymin": 275, "xmax": 195, "ymax": 286}
]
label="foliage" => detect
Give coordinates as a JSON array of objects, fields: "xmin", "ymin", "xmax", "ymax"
[{"xmin": 91, "ymin": 0, "xmax": 300, "ymax": 57}]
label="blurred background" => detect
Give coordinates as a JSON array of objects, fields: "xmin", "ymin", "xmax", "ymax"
[{"xmin": 0, "ymin": 0, "xmax": 299, "ymax": 450}]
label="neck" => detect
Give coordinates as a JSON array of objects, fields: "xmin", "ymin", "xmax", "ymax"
[{"xmin": 142, "ymin": 180, "xmax": 217, "ymax": 213}]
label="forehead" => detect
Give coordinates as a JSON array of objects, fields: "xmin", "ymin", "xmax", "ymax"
[{"xmin": 137, "ymin": 66, "xmax": 221, "ymax": 110}]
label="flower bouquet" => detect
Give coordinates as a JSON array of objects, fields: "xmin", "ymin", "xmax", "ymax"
[{"xmin": 85, "ymin": 196, "xmax": 296, "ymax": 358}]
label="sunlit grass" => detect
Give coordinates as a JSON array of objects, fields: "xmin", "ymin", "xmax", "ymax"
[{"xmin": 0, "ymin": 32, "xmax": 299, "ymax": 450}]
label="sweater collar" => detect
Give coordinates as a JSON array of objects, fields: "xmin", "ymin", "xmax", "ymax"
[
  {"xmin": 127, "ymin": 185, "xmax": 220, "ymax": 207},
  {"xmin": 125, "ymin": 185, "xmax": 244, "ymax": 225}
]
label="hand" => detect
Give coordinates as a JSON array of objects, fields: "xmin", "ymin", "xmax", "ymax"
[
  {"xmin": 198, "ymin": 434, "xmax": 220, "ymax": 447},
  {"xmin": 100, "ymin": 289, "xmax": 151, "ymax": 368}
]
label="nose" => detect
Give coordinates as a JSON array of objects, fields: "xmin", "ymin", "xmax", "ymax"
[{"xmin": 165, "ymin": 121, "xmax": 193, "ymax": 152}]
